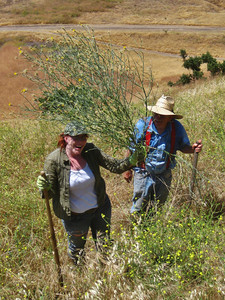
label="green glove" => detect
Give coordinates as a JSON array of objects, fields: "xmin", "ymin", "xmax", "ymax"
[
  {"xmin": 37, "ymin": 175, "xmax": 51, "ymax": 191},
  {"xmin": 129, "ymin": 144, "xmax": 146, "ymax": 166}
]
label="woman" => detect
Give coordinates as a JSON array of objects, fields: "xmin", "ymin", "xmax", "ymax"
[{"xmin": 37, "ymin": 121, "xmax": 143, "ymax": 265}]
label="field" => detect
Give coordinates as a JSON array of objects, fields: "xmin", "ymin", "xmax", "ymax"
[
  {"xmin": 0, "ymin": 1, "xmax": 225, "ymax": 299},
  {"xmin": 1, "ymin": 0, "xmax": 225, "ymax": 26},
  {"xmin": 1, "ymin": 0, "xmax": 225, "ymax": 118}
]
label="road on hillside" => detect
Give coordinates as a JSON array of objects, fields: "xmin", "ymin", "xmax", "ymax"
[
  {"xmin": 0, "ymin": 24, "xmax": 225, "ymax": 32},
  {"xmin": 1, "ymin": 24, "xmax": 225, "ymax": 60}
]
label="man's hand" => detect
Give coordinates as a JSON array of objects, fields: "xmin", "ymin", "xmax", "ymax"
[
  {"xmin": 192, "ymin": 139, "xmax": 202, "ymax": 153},
  {"xmin": 181, "ymin": 139, "xmax": 203, "ymax": 154},
  {"xmin": 123, "ymin": 170, "xmax": 133, "ymax": 183}
]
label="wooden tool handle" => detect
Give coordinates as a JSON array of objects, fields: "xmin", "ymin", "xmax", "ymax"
[{"xmin": 40, "ymin": 171, "xmax": 63, "ymax": 287}]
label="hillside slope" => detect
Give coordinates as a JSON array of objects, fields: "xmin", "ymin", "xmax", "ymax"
[{"xmin": 0, "ymin": 0, "xmax": 225, "ymax": 26}]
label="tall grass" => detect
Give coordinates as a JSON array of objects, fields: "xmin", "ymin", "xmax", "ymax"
[{"xmin": 0, "ymin": 77, "xmax": 225, "ymax": 299}]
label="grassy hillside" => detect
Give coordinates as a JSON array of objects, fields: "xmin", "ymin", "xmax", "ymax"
[
  {"xmin": 1, "ymin": 28, "xmax": 225, "ymax": 119},
  {"xmin": 0, "ymin": 76, "xmax": 224, "ymax": 299},
  {"xmin": 1, "ymin": 0, "xmax": 225, "ymax": 119},
  {"xmin": 0, "ymin": 0, "xmax": 225, "ymax": 26},
  {"xmin": 0, "ymin": 1, "xmax": 225, "ymax": 298}
]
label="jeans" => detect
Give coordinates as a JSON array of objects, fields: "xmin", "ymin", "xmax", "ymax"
[
  {"xmin": 62, "ymin": 195, "xmax": 111, "ymax": 264},
  {"xmin": 130, "ymin": 169, "xmax": 172, "ymax": 214}
]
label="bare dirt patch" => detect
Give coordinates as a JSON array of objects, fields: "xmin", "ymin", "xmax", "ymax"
[{"xmin": 0, "ymin": 42, "xmax": 34, "ymax": 119}]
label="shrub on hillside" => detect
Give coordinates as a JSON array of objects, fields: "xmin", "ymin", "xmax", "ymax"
[{"xmin": 168, "ymin": 50, "xmax": 225, "ymax": 86}]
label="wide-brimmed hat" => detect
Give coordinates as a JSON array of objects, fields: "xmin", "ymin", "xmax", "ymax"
[
  {"xmin": 64, "ymin": 121, "xmax": 88, "ymax": 136},
  {"xmin": 147, "ymin": 95, "xmax": 183, "ymax": 119}
]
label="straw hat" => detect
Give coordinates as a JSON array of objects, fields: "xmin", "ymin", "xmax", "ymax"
[{"xmin": 147, "ymin": 95, "xmax": 183, "ymax": 119}]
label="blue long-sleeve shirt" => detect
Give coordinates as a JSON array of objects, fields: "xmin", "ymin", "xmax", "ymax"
[{"xmin": 131, "ymin": 117, "xmax": 190, "ymax": 174}]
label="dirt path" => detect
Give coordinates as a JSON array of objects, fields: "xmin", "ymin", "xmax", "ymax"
[
  {"xmin": 1, "ymin": 24, "xmax": 225, "ymax": 60},
  {"xmin": 1, "ymin": 24, "xmax": 225, "ymax": 32}
]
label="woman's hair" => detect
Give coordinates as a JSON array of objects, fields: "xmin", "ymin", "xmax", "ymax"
[{"xmin": 57, "ymin": 133, "xmax": 67, "ymax": 149}]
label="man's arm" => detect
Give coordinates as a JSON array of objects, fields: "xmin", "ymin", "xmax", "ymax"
[{"xmin": 181, "ymin": 139, "xmax": 202, "ymax": 154}]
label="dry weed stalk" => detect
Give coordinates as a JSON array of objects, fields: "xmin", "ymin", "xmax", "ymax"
[{"xmin": 21, "ymin": 26, "xmax": 153, "ymax": 149}]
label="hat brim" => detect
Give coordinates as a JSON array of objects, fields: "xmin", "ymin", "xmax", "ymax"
[{"xmin": 147, "ymin": 105, "xmax": 183, "ymax": 119}]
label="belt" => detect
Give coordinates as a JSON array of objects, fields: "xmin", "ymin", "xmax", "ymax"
[{"xmin": 71, "ymin": 207, "xmax": 98, "ymax": 216}]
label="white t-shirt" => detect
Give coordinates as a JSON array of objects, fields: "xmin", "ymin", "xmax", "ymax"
[{"xmin": 69, "ymin": 163, "xmax": 98, "ymax": 213}]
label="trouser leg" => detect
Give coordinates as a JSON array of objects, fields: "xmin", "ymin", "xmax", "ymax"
[
  {"xmin": 91, "ymin": 195, "xmax": 112, "ymax": 253},
  {"xmin": 130, "ymin": 171, "xmax": 149, "ymax": 213},
  {"xmin": 131, "ymin": 169, "xmax": 172, "ymax": 215},
  {"xmin": 147, "ymin": 169, "xmax": 172, "ymax": 211},
  {"xmin": 62, "ymin": 215, "xmax": 90, "ymax": 265}
]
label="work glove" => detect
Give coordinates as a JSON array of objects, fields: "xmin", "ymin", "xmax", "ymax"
[
  {"xmin": 129, "ymin": 144, "xmax": 146, "ymax": 166},
  {"xmin": 37, "ymin": 175, "xmax": 52, "ymax": 191}
]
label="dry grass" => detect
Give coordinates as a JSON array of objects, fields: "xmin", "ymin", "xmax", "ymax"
[
  {"xmin": 1, "ymin": 0, "xmax": 225, "ymax": 26},
  {"xmin": 0, "ymin": 0, "xmax": 119, "ymax": 25},
  {"xmin": 0, "ymin": 42, "xmax": 34, "ymax": 119},
  {"xmin": 0, "ymin": 0, "xmax": 225, "ymax": 119},
  {"xmin": 0, "ymin": 1, "xmax": 224, "ymax": 298},
  {"xmin": 78, "ymin": 0, "xmax": 225, "ymax": 26},
  {"xmin": 0, "ymin": 27, "xmax": 224, "ymax": 119},
  {"xmin": 98, "ymin": 31, "xmax": 225, "ymax": 59}
]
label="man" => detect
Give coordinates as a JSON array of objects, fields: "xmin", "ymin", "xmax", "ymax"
[{"xmin": 123, "ymin": 95, "xmax": 202, "ymax": 214}]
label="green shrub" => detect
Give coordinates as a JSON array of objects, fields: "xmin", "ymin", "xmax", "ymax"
[
  {"xmin": 169, "ymin": 50, "xmax": 225, "ymax": 86},
  {"xmin": 207, "ymin": 60, "xmax": 221, "ymax": 76},
  {"xmin": 219, "ymin": 61, "xmax": 225, "ymax": 75},
  {"xmin": 178, "ymin": 74, "xmax": 192, "ymax": 85},
  {"xmin": 192, "ymin": 70, "xmax": 204, "ymax": 80},
  {"xmin": 183, "ymin": 56, "xmax": 202, "ymax": 72},
  {"xmin": 180, "ymin": 49, "xmax": 187, "ymax": 60}
]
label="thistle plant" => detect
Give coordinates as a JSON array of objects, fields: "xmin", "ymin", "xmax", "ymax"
[{"xmin": 21, "ymin": 27, "xmax": 153, "ymax": 149}]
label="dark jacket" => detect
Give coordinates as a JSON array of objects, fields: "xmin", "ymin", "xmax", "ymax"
[{"xmin": 44, "ymin": 143, "xmax": 132, "ymax": 220}]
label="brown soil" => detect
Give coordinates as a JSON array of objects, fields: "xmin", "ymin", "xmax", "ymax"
[{"xmin": 0, "ymin": 43, "xmax": 35, "ymax": 119}]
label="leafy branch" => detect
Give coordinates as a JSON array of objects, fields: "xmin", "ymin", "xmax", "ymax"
[{"xmin": 21, "ymin": 27, "xmax": 153, "ymax": 149}]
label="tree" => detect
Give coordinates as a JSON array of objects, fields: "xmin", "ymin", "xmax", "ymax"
[
  {"xmin": 177, "ymin": 74, "xmax": 192, "ymax": 85},
  {"xmin": 201, "ymin": 51, "xmax": 214, "ymax": 64}
]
